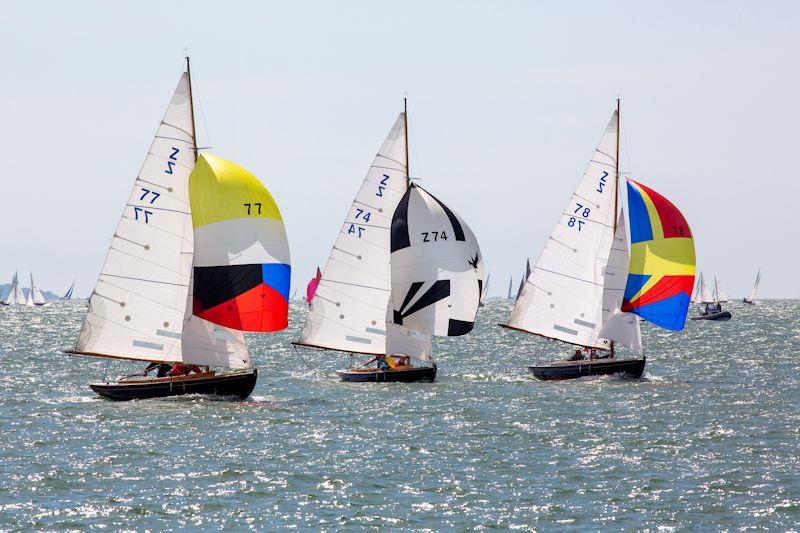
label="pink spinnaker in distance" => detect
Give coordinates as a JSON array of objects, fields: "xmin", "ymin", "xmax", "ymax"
[{"xmin": 306, "ymin": 267, "xmax": 322, "ymax": 304}]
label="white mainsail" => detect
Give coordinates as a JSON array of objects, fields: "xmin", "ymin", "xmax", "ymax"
[
  {"xmin": 389, "ymin": 184, "xmax": 484, "ymax": 338},
  {"xmin": 745, "ymin": 269, "xmax": 761, "ymax": 303},
  {"xmin": 30, "ymin": 273, "xmax": 46, "ymax": 305},
  {"xmin": 598, "ymin": 212, "xmax": 642, "ymax": 354},
  {"xmin": 24, "ymin": 279, "xmax": 34, "ymax": 307},
  {"xmin": 713, "ymin": 277, "xmax": 730, "ymax": 303},
  {"xmin": 698, "ymin": 272, "xmax": 715, "ymax": 303},
  {"xmin": 2, "ymin": 272, "xmax": 25, "ymax": 305},
  {"xmin": 505, "ymin": 111, "xmax": 619, "ymax": 350},
  {"xmin": 72, "ymin": 69, "xmax": 248, "ymax": 368},
  {"xmin": 480, "ymin": 273, "xmax": 491, "ymax": 305},
  {"xmin": 298, "ymin": 114, "xmax": 412, "ymax": 355}
]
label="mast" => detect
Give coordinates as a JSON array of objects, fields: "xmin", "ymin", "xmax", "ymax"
[
  {"xmin": 404, "ymin": 97, "xmax": 410, "ymax": 188},
  {"xmin": 186, "ymin": 56, "xmax": 198, "ymax": 162},
  {"xmin": 611, "ymin": 98, "xmax": 620, "ymax": 356},
  {"xmin": 613, "ymin": 98, "xmax": 620, "ymax": 231}
]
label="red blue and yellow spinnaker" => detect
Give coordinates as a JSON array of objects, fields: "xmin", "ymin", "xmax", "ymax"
[
  {"xmin": 189, "ymin": 154, "xmax": 290, "ymax": 332},
  {"xmin": 621, "ymin": 179, "xmax": 695, "ymax": 330}
]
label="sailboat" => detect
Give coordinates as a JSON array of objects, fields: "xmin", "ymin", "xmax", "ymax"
[
  {"xmin": 713, "ymin": 276, "xmax": 730, "ymax": 303},
  {"xmin": 293, "ymin": 101, "xmax": 483, "ymax": 383},
  {"xmin": 29, "ymin": 273, "xmax": 47, "ymax": 306},
  {"xmin": 305, "ymin": 267, "xmax": 322, "ymax": 304},
  {"xmin": 479, "ymin": 273, "xmax": 491, "ymax": 306},
  {"xmin": 506, "ymin": 277, "xmax": 514, "ymax": 301},
  {"xmin": 65, "ymin": 58, "xmax": 291, "ymax": 401},
  {"xmin": 501, "ymin": 101, "xmax": 696, "ymax": 380},
  {"xmin": 514, "ymin": 259, "xmax": 531, "ymax": 302},
  {"xmin": 743, "ymin": 268, "xmax": 761, "ymax": 305},
  {"xmin": 691, "ymin": 272, "xmax": 731, "ymax": 320},
  {"xmin": 1, "ymin": 272, "xmax": 26, "ymax": 306},
  {"xmin": 61, "ymin": 280, "xmax": 77, "ymax": 300}
]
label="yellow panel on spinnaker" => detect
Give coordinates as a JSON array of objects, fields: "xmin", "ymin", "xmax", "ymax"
[{"xmin": 189, "ymin": 153, "xmax": 283, "ymax": 229}]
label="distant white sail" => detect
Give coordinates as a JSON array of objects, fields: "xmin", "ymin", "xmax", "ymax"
[
  {"xmin": 24, "ymin": 279, "xmax": 34, "ymax": 307},
  {"xmin": 698, "ymin": 272, "xmax": 715, "ymax": 303},
  {"xmin": 480, "ymin": 273, "xmax": 491, "ymax": 304},
  {"xmin": 506, "ymin": 111, "xmax": 618, "ymax": 350},
  {"xmin": 598, "ymin": 212, "xmax": 642, "ymax": 354},
  {"xmin": 507, "ymin": 277, "xmax": 513, "ymax": 300},
  {"xmin": 30, "ymin": 273, "xmax": 46, "ymax": 305},
  {"xmin": 389, "ymin": 184, "xmax": 483, "ymax": 337},
  {"xmin": 744, "ymin": 269, "xmax": 761, "ymax": 303},
  {"xmin": 1, "ymin": 272, "xmax": 25, "ymax": 305},
  {"xmin": 713, "ymin": 277, "xmax": 730, "ymax": 303},
  {"xmin": 298, "ymin": 114, "xmax": 409, "ymax": 355}
]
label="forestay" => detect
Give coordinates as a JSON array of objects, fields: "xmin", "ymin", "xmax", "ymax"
[
  {"xmin": 506, "ymin": 111, "xmax": 619, "ymax": 349},
  {"xmin": 389, "ymin": 184, "xmax": 483, "ymax": 337},
  {"xmin": 598, "ymin": 212, "xmax": 642, "ymax": 354},
  {"xmin": 298, "ymin": 114, "xmax": 409, "ymax": 355}
]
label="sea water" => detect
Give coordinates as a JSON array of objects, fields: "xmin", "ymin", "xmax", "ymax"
[{"xmin": 0, "ymin": 300, "xmax": 798, "ymax": 530}]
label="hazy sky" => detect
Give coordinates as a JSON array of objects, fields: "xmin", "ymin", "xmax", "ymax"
[{"xmin": 1, "ymin": 1, "xmax": 797, "ymax": 298}]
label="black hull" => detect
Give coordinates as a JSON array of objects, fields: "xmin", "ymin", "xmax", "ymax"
[
  {"xmin": 89, "ymin": 369, "xmax": 258, "ymax": 401},
  {"xmin": 690, "ymin": 311, "xmax": 732, "ymax": 321},
  {"xmin": 337, "ymin": 365, "xmax": 436, "ymax": 383},
  {"xmin": 528, "ymin": 358, "xmax": 646, "ymax": 381}
]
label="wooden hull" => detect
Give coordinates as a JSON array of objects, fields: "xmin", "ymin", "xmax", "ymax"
[
  {"xmin": 528, "ymin": 358, "xmax": 646, "ymax": 381},
  {"xmin": 89, "ymin": 369, "xmax": 257, "ymax": 401},
  {"xmin": 337, "ymin": 365, "xmax": 436, "ymax": 383},
  {"xmin": 690, "ymin": 311, "xmax": 732, "ymax": 321}
]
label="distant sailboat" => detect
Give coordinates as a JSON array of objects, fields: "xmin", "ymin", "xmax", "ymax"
[
  {"xmin": 61, "ymin": 280, "xmax": 77, "ymax": 300},
  {"xmin": 29, "ymin": 273, "xmax": 47, "ymax": 306},
  {"xmin": 502, "ymin": 101, "xmax": 696, "ymax": 380},
  {"xmin": 305, "ymin": 267, "xmax": 322, "ymax": 304},
  {"xmin": 515, "ymin": 259, "xmax": 531, "ymax": 302},
  {"xmin": 691, "ymin": 272, "xmax": 731, "ymax": 321},
  {"xmin": 294, "ymin": 100, "xmax": 483, "ymax": 382},
  {"xmin": 506, "ymin": 277, "xmax": 514, "ymax": 300},
  {"xmin": 479, "ymin": 273, "xmax": 491, "ymax": 306},
  {"xmin": 743, "ymin": 268, "xmax": 761, "ymax": 305},
  {"xmin": 713, "ymin": 277, "xmax": 730, "ymax": 303},
  {"xmin": 66, "ymin": 58, "xmax": 291, "ymax": 400},
  {"xmin": 1, "ymin": 272, "xmax": 25, "ymax": 306}
]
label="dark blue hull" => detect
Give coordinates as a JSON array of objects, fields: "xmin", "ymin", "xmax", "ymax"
[
  {"xmin": 337, "ymin": 365, "xmax": 436, "ymax": 383},
  {"xmin": 89, "ymin": 369, "xmax": 258, "ymax": 401},
  {"xmin": 528, "ymin": 358, "xmax": 646, "ymax": 381},
  {"xmin": 690, "ymin": 311, "xmax": 732, "ymax": 321}
]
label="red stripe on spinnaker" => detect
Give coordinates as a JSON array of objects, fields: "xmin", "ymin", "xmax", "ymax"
[
  {"xmin": 622, "ymin": 275, "xmax": 694, "ymax": 311},
  {"xmin": 194, "ymin": 282, "xmax": 289, "ymax": 332},
  {"xmin": 629, "ymin": 180, "xmax": 692, "ymax": 239}
]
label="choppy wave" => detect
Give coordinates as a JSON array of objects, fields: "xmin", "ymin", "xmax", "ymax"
[{"xmin": 0, "ymin": 300, "xmax": 798, "ymax": 529}]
